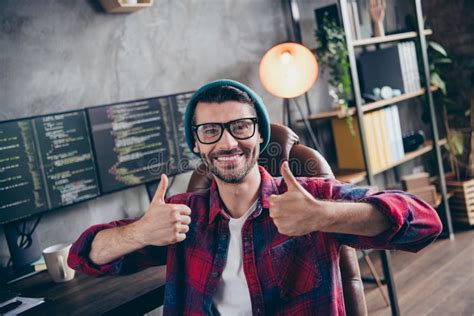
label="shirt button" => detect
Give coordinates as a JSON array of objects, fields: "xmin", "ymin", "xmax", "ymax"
[{"xmin": 212, "ymin": 271, "xmax": 220, "ymax": 278}]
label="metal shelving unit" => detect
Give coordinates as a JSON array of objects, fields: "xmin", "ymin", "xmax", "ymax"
[
  {"xmin": 298, "ymin": 86, "xmax": 438, "ymax": 122},
  {"xmin": 285, "ymin": 0, "xmax": 454, "ymax": 313},
  {"xmin": 335, "ymin": 139, "xmax": 447, "ymax": 183},
  {"xmin": 337, "ymin": 0, "xmax": 454, "ymax": 315}
]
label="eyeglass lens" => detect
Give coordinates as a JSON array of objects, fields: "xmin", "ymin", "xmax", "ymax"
[{"xmin": 196, "ymin": 118, "xmax": 256, "ymax": 144}]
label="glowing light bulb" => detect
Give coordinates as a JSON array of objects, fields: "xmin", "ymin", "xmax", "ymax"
[
  {"xmin": 259, "ymin": 43, "xmax": 318, "ymax": 98},
  {"xmin": 280, "ymin": 51, "xmax": 292, "ymax": 65}
]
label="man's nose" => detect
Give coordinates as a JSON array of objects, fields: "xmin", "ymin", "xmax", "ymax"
[{"xmin": 218, "ymin": 128, "xmax": 239, "ymax": 149}]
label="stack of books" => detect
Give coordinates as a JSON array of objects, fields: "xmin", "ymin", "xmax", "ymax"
[
  {"xmin": 359, "ymin": 41, "xmax": 421, "ymax": 95},
  {"xmin": 332, "ymin": 105, "xmax": 405, "ymax": 172}
]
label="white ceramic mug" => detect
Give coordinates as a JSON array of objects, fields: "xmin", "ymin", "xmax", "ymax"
[{"xmin": 42, "ymin": 243, "xmax": 75, "ymax": 283}]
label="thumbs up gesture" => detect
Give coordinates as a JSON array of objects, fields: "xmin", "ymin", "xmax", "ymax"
[
  {"xmin": 134, "ymin": 174, "xmax": 191, "ymax": 247},
  {"xmin": 268, "ymin": 161, "xmax": 327, "ymax": 236}
]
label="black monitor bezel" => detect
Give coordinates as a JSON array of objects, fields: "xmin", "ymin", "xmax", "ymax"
[
  {"xmin": 0, "ymin": 90, "xmax": 198, "ymax": 224},
  {"xmin": 0, "ymin": 108, "xmax": 101, "ymax": 224},
  {"xmin": 85, "ymin": 90, "xmax": 197, "ymax": 196}
]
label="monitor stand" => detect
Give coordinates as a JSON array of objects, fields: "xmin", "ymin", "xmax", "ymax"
[{"xmin": 1, "ymin": 217, "xmax": 42, "ymax": 283}]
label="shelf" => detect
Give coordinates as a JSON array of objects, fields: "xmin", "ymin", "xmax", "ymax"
[
  {"xmin": 98, "ymin": 0, "xmax": 153, "ymax": 13},
  {"xmin": 373, "ymin": 139, "xmax": 447, "ymax": 174},
  {"xmin": 335, "ymin": 169, "xmax": 367, "ymax": 184},
  {"xmin": 335, "ymin": 138, "xmax": 447, "ymax": 184},
  {"xmin": 303, "ymin": 86, "xmax": 438, "ymax": 122},
  {"xmin": 360, "ymin": 88, "xmax": 429, "ymax": 113},
  {"xmin": 352, "ymin": 29, "xmax": 433, "ymax": 47}
]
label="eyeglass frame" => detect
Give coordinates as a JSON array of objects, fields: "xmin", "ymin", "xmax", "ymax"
[{"xmin": 192, "ymin": 117, "xmax": 259, "ymax": 145}]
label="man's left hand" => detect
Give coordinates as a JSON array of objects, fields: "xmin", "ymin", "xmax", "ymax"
[{"xmin": 268, "ymin": 161, "xmax": 330, "ymax": 236}]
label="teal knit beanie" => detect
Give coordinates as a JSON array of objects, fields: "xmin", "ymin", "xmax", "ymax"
[{"xmin": 184, "ymin": 79, "xmax": 271, "ymax": 157}]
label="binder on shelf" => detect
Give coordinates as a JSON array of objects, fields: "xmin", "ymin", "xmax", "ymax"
[
  {"xmin": 359, "ymin": 45, "xmax": 405, "ymax": 94},
  {"xmin": 403, "ymin": 43, "xmax": 414, "ymax": 92},
  {"xmin": 372, "ymin": 110, "xmax": 388, "ymax": 169},
  {"xmin": 398, "ymin": 42, "xmax": 410, "ymax": 93},
  {"xmin": 409, "ymin": 42, "xmax": 421, "ymax": 91},
  {"xmin": 389, "ymin": 106, "xmax": 405, "ymax": 160},
  {"xmin": 363, "ymin": 112, "xmax": 379, "ymax": 170},
  {"xmin": 359, "ymin": 41, "xmax": 420, "ymax": 95},
  {"xmin": 383, "ymin": 108, "xmax": 397, "ymax": 164},
  {"xmin": 331, "ymin": 107, "xmax": 405, "ymax": 172},
  {"xmin": 331, "ymin": 118, "xmax": 365, "ymax": 170}
]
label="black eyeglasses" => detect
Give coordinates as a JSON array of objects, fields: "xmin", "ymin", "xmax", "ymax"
[{"xmin": 192, "ymin": 117, "xmax": 258, "ymax": 144}]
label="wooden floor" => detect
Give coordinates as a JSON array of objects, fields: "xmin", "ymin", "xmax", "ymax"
[{"xmin": 360, "ymin": 226, "xmax": 474, "ymax": 316}]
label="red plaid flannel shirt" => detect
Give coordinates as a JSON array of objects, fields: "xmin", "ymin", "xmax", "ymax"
[{"xmin": 68, "ymin": 166, "xmax": 442, "ymax": 315}]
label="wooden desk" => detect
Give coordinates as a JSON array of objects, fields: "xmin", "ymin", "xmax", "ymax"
[{"xmin": 6, "ymin": 265, "xmax": 166, "ymax": 315}]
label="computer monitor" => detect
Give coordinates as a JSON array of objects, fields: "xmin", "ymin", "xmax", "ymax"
[
  {"xmin": 0, "ymin": 110, "xmax": 100, "ymax": 224},
  {"xmin": 87, "ymin": 92, "xmax": 198, "ymax": 194},
  {"xmin": 1, "ymin": 92, "xmax": 199, "ymax": 272}
]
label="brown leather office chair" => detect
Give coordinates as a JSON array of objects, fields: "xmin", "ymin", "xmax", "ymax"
[{"xmin": 186, "ymin": 123, "xmax": 368, "ymax": 315}]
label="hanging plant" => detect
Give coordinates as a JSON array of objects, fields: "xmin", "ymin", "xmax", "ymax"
[{"xmin": 315, "ymin": 15, "xmax": 354, "ymax": 135}]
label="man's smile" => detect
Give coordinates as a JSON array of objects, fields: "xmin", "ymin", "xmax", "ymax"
[
  {"xmin": 214, "ymin": 152, "xmax": 245, "ymax": 162},
  {"xmin": 211, "ymin": 149, "xmax": 246, "ymax": 163}
]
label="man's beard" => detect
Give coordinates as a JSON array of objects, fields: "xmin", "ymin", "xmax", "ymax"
[{"xmin": 202, "ymin": 147, "xmax": 259, "ymax": 184}]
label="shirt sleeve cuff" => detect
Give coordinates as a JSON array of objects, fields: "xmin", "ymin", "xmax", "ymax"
[
  {"xmin": 358, "ymin": 193, "xmax": 406, "ymax": 248},
  {"xmin": 68, "ymin": 221, "xmax": 135, "ymax": 277}
]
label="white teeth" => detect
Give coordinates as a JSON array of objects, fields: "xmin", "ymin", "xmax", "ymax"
[{"xmin": 216, "ymin": 154, "xmax": 240, "ymax": 161}]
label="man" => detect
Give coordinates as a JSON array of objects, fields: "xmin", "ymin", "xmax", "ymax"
[{"xmin": 68, "ymin": 79, "xmax": 442, "ymax": 315}]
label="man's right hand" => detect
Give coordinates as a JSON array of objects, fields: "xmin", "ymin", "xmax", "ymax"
[{"xmin": 133, "ymin": 173, "xmax": 191, "ymax": 247}]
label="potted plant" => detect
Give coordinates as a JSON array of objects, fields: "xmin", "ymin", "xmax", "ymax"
[
  {"xmin": 428, "ymin": 40, "xmax": 473, "ymax": 225},
  {"xmin": 315, "ymin": 15, "xmax": 354, "ymax": 135},
  {"xmin": 405, "ymin": 11, "xmax": 473, "ymax": 180},
  {"xmin": 428, "ymin": 41, "xmax": 472, "ymax": 179}
]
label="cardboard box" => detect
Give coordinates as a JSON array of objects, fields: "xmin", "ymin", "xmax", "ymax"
[
  {"xmin": 408, "ymin": 185, "xmax": 438, "ymax": 207},
  {"xmin": 402, "ymin": 172, "xmax": 430, "ymax": 191}
]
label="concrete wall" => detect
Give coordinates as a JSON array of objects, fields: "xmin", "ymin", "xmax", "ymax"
[
  {"xmin": 0, "ymin": 0, "xmax": 443, "ymax": 267},
  {"xmin": 0, "ymin": 0, "xmax": 293, "ymax": 266}
]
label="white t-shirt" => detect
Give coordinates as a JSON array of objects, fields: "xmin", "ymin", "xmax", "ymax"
[{"xmin": 212, "ymin": 199, "xmax": 259, "ymax": 315}]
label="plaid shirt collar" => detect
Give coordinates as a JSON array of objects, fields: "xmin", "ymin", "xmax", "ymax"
[{"xmin": 208, "ymin": 165, "xmax": 278, "ymax": 224}]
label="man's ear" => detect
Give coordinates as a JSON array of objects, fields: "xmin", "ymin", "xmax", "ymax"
[
  {"xmin": 259, "ymin": 134, "xmax": 263, "ymax": 144},
  {"xmin": 193, "ymin": 140, "xmax": 200, "ymax": 154}
]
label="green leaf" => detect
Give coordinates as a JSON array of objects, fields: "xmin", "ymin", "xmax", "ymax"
[
  {"xmin": 430, "ymin": 72, "xmax": 446, "ymax": 94},
  {"xmin": 442, "ymin": 98, "xmax": 458, "ymax": 114},
  {"xmin": 442, "ymin": 97, "xmax": 457, "ymax": 108},
  {"xmin": 448, "ymin": 130, "xmax": 464, "ymax": 155},
  {"xmin": 428, "ymin": 41, "xmax": 448, "ymax": 56},
  {"xmin": 433, "ymin": 57, "xmax": 452, "ymax": 64}
]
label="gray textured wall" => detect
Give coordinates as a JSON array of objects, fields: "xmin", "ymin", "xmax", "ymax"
[
  {"xmin": 0, "ymin": 0, "xmax": 293, "ymax": 266},
  {"xmin": 0, "ymin": 0, "xmax": 433, "ymax": 267}
]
